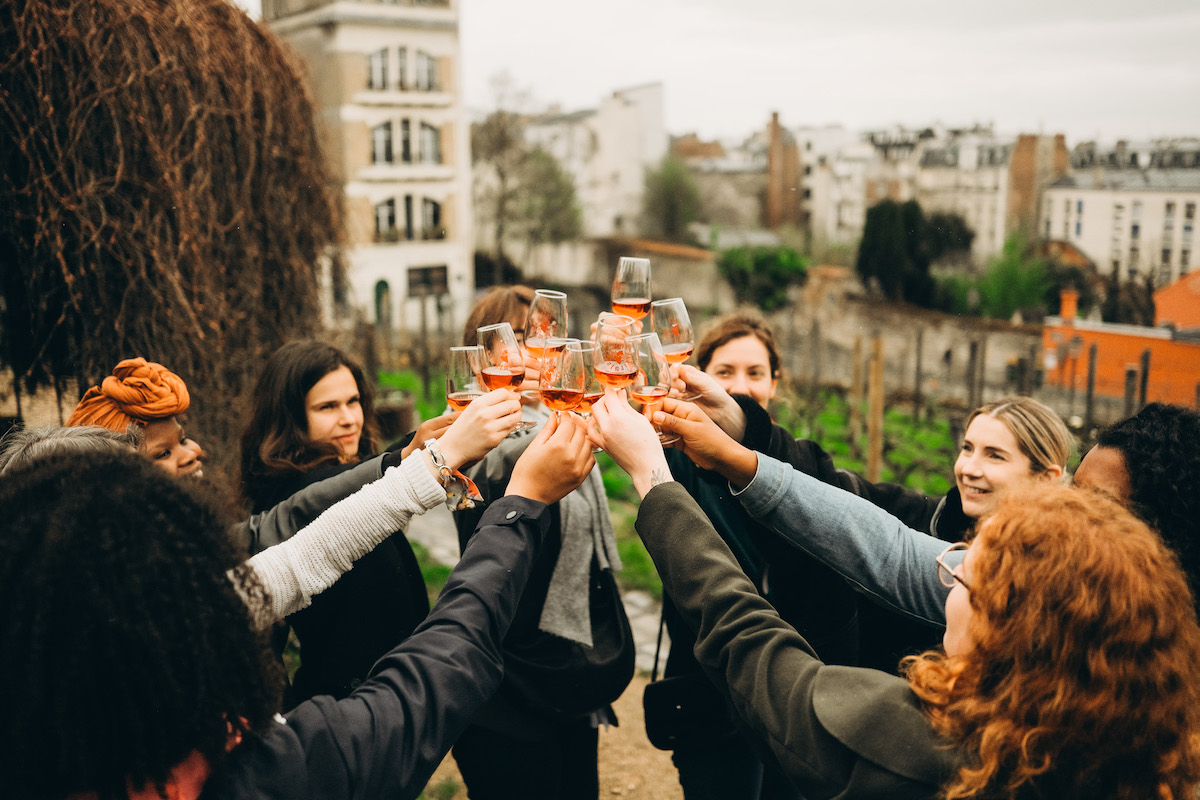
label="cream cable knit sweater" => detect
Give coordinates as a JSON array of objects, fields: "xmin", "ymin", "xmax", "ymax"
[{"xmin": 243, "ymin": 453, "xmax": 446, "ymax": 621}]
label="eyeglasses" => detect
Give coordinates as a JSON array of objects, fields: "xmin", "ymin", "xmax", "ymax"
[{"xmin": 936, "ymin": 542, "xmax": 971, "ymax": 591}]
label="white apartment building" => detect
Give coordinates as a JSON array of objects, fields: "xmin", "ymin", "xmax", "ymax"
[
  {"xmin": 1042, "ymin": 171, "xmax": 1200, "ymax": 287},
  {"xmin": 916, "ymin": 135, "xmax": 1012, "ymax": 263},
  {"xmin": 263, "ymin": 0, "xmax": 474, "ymax": 333},
  {"xmin": 524, "ymin": 83, "xmax": 668, "ymax": 238},
  {"xmin": 795, "ymin": 125, "xmax": 874, "ymax": 249}
]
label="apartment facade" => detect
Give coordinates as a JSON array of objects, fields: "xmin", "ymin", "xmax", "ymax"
[
  {"xmin": 263, "ymin": 0, "xmax": 474, "ymax": 332},
  {"xmin": 524, "ymin": 83, "xmax": 668, "ymax": 238},
  {"xmin": 1042, "ymin": 139, "xmax": 1200, "ymax": 287}
]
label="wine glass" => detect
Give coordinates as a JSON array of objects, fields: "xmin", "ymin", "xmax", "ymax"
[
  {"xmin": 524, "ymin": 289, "xmax": 568, "ymax": 361},
  {"xmin": 568, "ymin": 340, "xmax": 604, "ymax": 418},
  {"xmin": 650, "ymin": 297, "xmax": 699, "ymax": 400},
  {"xmin": 477, "ymin": 321, "xmax": 537, "ymax": 431},
  {"xmin": 611, "ymin": 257, "xmax": 652, "ymax": 320},
  {"xmin": 628, "ymin": 332, "xmax": 679, "ymax": 446},
  {"xmin": 445, "ymin": 345, "xmax": 484, "ymax": 412},
  {"xmin": 538, "ymin": 338, "xmax": 584, "ymax": 415},
  {"xmin": 593, "ymin": 313, "xmax": 638, "ymax": 392}
]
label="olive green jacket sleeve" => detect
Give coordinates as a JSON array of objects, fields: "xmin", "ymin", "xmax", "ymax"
[{"xmin": 637, "ymin": 482, "xmax": 962, "ymax": 799}]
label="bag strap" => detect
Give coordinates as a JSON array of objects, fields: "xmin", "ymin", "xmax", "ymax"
[{"xmin": 651, "ymin": 606, "xmax": 666, "ymax": 682}]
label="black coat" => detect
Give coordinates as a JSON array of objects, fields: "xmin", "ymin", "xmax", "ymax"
[
  {"xmin": 203, "ymin": 496, "xmax": 551, "ymax": 799},
  {"xmin": 249, "ymin": 440, "xmax": 431, "ymax": 705}
]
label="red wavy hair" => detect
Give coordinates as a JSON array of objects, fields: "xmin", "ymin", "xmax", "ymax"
[{"xmin": 905, "ymin": 485, "xmax": 1200, "ymax": 799}]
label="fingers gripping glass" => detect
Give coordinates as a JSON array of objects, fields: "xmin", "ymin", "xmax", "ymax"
[
  {"xmin": 628, "ymin": 332, "xmax": 679, "ymax": 446},
  {"xmin": 936, "ymin": 542, "xmax": 971, "ymax": 591},
  {"xmin": 651, "ymin": 297, "xmax": 699, "ymax": 402}
]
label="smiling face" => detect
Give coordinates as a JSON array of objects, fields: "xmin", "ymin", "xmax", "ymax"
[
  {"xmin": 139, "ymin": 417, "xmax": 204, "ymax": 479},
  {"xmin": 304, "ymin": 365, "xmax": 363, "ymax": 462},
  {"xmin": 954, "ymin": 414, "xmax": 1048, "ymax": 519},
  {"xmin": 704, "ymin": 335, "xmax": 778, "ymax": 410}
]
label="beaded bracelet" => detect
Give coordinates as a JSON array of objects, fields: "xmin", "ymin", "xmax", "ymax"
[{"xmin": 423, "ymin": 439, "xmax": 483, "ymax": 511}]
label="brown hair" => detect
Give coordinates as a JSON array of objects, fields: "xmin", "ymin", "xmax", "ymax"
[
  {"xmin": 695, "ymin": 313, "xmax": 781, "ymax": 379},
  {"xmin": 462, "ymin": 285, "xmax": 535, "ymax": 346},
  {"xmin": 965, "ymin": 396, "xmax": 1074, "ymax": 477},
  {"xmin": 905, "ymin": 485, "xmax": 1200, "ymax": 798}
]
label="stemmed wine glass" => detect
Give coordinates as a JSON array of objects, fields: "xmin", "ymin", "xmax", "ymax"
[
  {"xmin": 611, "ymin": 257, "xmax": 652, "ymax": 320},
  {"xmin": 568, "ymin": 339, "xmax": 605, "ymax": 453},
  {"xmin": 651, "ymin": 297, "xmax": 699, "ymax": 401},
  {"xmin": 627, "ymin": 332, "xmax": 679, "ymax": 445},
  {"xmin": 445, "ymin": 345, "xmax": 484, "ymax": 412},
  {"xmin": 524, "ymin": 289, "xmax": 568, "ymax": 360},
  {"xmin": 477, "ymin": 321, "xmax": 536, "ymax": 431},
  {"xmin": 593, "ymin": 313, "xmax": 638, "ymax": 392},
  {"xmin": 538, "ymin": 338, "xmax": 584, "ymax": 416}
]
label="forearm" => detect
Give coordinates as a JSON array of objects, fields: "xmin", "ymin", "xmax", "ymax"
[
  {"xmin": 735, "ymin": 454, "xmax": 950, "ymax": 626},
  {"xmin": 246, "ymin": 453, "xmax": 445, "ymax": 620},
  {"xmin": 236, "ymin": 455, "xmax": 386, "ymax": 555}
]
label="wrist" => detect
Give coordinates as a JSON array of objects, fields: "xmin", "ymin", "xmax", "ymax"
[
  {"xmin": 724, "ymin": 445, "xmax": 759, "ymax": 490},
  {"xmin": 709, "ymin": 399, "xmax": 747, "ymax": 442},
  {"xmin": 433, "ymin": 433, "xmax": 466, "ymax": 470},
  {"xmin": 631, "ymin": 453, "xmax": 673, "ymax": 498}
]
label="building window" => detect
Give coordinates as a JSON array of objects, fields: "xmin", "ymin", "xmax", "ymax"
[
  {"xmin": 1185, "ymin": 223, "xmax": 1194, "ymax": 244},
  {"xmin": 418, "ymin": 122, "xmax": 441, "ymax": 164},
  {"xmin": 374, "ymin": 280, "xmax": 391, "ymax": 328},
  {"xmin": 400, "ymin": 119, "xmax": 412, "ymax": 163},
  {"xmin": 1131, "ymin": 223, "xmax": 1140, "ymax": 240},
  {"xmin": 421, "ymin": 197, "xmax": 443, "ymax": 239},
  {"xmin": 408, "ymin": 265, "xmax": 448, "ymax": 295},
  {"xmin": 1076, "ymin": 200, "xmax": 1083, "ymax": 214},
  {"xmin": 371, "ymin": 121, "xmax": 393, "ymax": 164},
  {"xmin": 397, "ymin": 47, "xmax": 408, "ymax": 90},
  {"xmin": 374, "ymin": 198, "xmax": 396, "ymax": 240},
  {"xmin": 1130, "ymin": 247, "xmax": 1140, "ymax": 271},
  {"xmin": 1182, "ymin": 249, "xmax": 1191, "ymax": 274},
  {"xmin": 1075, "ymin": 221, "xmax": 1081, "ymax": 237},
  {"xmin": 1044, "ymin": 218, "xmax": 1051, "ymax": 237},
  {"xmin": 1163, "ymin": 248, "xmax": 1172, "ymax": 266},
  {"xmin": 367, "ymin": 48, "xmax": 388, "ymax": 90},
  {"xmin": 1187, "ymin": 202, "xmax": 1197, "ymax": 221},
  {"xmin": 1132, "ymin": 200, "xmax": 1142, "ymax": 220},
  {"xmin": 404, "ymin": 194, "xmax": 414, "ymax": 240},
  {"xmin": 415, "ymin": 50, "xmax": 437, "ymax": 91}
]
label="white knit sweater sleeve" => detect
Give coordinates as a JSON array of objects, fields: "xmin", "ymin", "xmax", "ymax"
[{"xmin": 245, "ymin": 453, "xmax": 446, "ymax": 621}]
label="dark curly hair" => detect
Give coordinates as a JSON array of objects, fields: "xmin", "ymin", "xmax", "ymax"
[
  {"xmin": 0, "ymin": 451, "xmax": 281, "ymax": 799},
  {"xmin": 1095, "ymin": 402, "xmax": 1200, "ymax": 593}
]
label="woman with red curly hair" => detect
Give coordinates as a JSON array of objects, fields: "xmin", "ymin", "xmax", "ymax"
[{"xmin": 591, "ymin": 395, "xmax": 1200, "ymax": 799}]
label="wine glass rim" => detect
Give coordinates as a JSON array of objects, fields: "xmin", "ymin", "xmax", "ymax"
[
  {"xmin": 476, "ymin": 322, "xmax": 514, "ymax": 333},
  {"xmin": 627, "ymin": 332, "xmax": 662, "ymax": 344},
  {"xmin": 533, "ymin": 288, "xmax": 567, "ymax": 299},
  {"xmin": 598, "ymin": 313, "xmax": 635, "ymax": 325},
  {"xmin": 651, "ymin": 297, "xmax": 684, "ymax": 306},
  {"xmin": 450, "ymin": 344, "xmax": 484, "ymax": 351},
  {"xmin": 566, "ymin": 339, "xmax": 597, "ymax": 350},
  {"xmin": 617, "ymin": 256, "xmax": 651, "ymax": 267}
]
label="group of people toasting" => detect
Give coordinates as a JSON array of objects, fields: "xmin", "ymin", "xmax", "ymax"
[{"xmin": 5, "ymin": 253, "xmax": 1200, "ymax": 800}]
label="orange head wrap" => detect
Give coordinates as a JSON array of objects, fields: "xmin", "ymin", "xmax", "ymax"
[{"xmin": 66, "ymin": 358, "xmax": 190, "ymax": 432}]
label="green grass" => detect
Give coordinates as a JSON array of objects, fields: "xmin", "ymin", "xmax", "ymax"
[{"xmin": 412, "ymin": 540, "xmax": 453, "ymax": 605}]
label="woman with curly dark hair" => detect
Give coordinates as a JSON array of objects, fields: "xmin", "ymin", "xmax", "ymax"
[
  {"xmin": 1074, "ymin": 402, "xmax": 1200, "ymax": 592},
  {"xmin": 1, "ymin": 416, "xmax": 594, "ymax": 799},
  {"xmin": 591, "ymin": 396, "xmax": 1200, "ymax": 799}
]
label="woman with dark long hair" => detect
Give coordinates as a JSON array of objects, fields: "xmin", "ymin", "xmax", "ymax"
[
  {"xmin": 239, "ymin": 339, "xmax": 509, "ymax": 704},
  {"xmin": 590, "ymin": 395, "xmax": 1200, "ymax": 799}
]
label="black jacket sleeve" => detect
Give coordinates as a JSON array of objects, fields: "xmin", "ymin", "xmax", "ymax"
[{"xmin": 208, "ymin": 495, "xmax": 551, "ymax": 800}]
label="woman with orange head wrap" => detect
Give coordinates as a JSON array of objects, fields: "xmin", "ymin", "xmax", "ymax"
[{"xmin": 67, "ymin": 357, "xmax": 205, "ymax": 478}]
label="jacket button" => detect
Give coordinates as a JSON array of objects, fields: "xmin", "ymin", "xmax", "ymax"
[{"xmin": 505, "ymin": 510, "xmax": 518, "ymax": 520}]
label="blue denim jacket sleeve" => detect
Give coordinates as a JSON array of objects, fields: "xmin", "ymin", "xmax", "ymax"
[{"xmin": 733, "ymin": 454, "xmax": 955, "ymax": 627}]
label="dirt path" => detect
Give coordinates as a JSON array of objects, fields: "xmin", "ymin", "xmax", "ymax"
[{"xmin": 422, "ymin": 674, "xmax": 684, "ymax": 799}]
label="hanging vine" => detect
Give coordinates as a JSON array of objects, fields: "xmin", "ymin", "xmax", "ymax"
[{"xmin": 0, "ymin": 0, "xmax": 348, "ymax": 476}]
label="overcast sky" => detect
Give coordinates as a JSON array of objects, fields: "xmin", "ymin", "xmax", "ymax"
[{"xmin": 237, "ymin": 0, "xmax": 1200, "ymax": 145}]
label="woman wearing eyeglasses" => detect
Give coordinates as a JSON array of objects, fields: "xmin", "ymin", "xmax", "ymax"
[{"xmin": 589, "ymin": 395, "xmax": 1200, "ymax": 799}]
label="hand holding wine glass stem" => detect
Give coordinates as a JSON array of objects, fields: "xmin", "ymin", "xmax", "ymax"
[
  {"xmin": 653, "ymin": 398, "xmax": 758, "ymax": 489},
  {"xmin": 589, "ymin": 393, "xmax": 671, "ymax": 498}
]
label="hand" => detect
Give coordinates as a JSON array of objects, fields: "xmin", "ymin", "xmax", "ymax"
[
  {"xmin": 437, "ymin": 389, "xmax": 522, "ymax": 468},
  {"xmin": 507, "ymin": 412, "xmax": 596, "ymax": 505},
  {"xmin": 589, "ymin": 392, "xmax": 671, "ymax": 498},
  {"xmin": 673, "ymin": 365, "xmax": 747, "ymax": 441},
  {"xmin": 399, "ymin": 414, "xmax": 455, "ymax": 460},
  {"xmin": 654, "ymin": 399, "xmax": 758, "ymax": 488},
  {"xmin": 518, "ymin": 350, "xmax": 542, "ymax": 401}
]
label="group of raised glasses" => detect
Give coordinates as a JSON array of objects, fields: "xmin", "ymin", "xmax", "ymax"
[{"xmin": 4, "ymin": 293, "xmax": 1200, "ymax": 800}]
